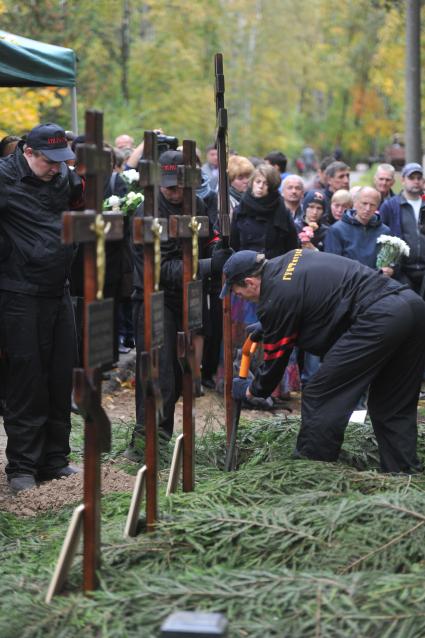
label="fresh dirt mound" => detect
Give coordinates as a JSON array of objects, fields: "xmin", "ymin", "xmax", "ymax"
[{"xmin": 0, "ymin": 461, "xmax": 135, "ymax": 517}]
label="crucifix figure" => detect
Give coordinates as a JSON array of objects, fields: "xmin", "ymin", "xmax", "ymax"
[{"xmin": 61, "ymin": 110, "xmax": 123, "ymax": 591}]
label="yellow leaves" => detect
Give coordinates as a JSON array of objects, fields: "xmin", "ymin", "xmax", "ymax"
[{"xmin": 0, "ymin": 87, "xmax": 66, "ymax": 137}]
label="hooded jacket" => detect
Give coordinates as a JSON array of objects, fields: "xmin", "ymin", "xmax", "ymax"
[{"xmin": 324, "ymin": 209, "xmax": 391, "ymax": 269}]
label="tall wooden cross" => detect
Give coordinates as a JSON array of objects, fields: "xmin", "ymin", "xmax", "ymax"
[
  {"xmin": 62, "ymin": 110, "xmax": 123, "ymax": 591},
  {"xmin": 132, "ymin": 131, "xmax": 167, "ymax": 528},
  {"xmin": 169, "ymin": 140, "xmax": 209, "ymax": 491},
  {"xmin": 214, "ymin": 53, "xmax": 233, "ymax": 446}
]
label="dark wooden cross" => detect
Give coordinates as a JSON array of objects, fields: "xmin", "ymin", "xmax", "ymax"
[
  {"xmin": 61, "ymin": 109, "xmax": 123, "ymax": 591},
  {"xmin": 132, "ymin": 131, "xmax": 167, "ymax": 528},
  {"xmin": 169, "ymin": 140, "xmax": 209, "ymax": 491},
  {"xmin": 214, "ymin": 53, "xmax": 234, "ymax": 447}
]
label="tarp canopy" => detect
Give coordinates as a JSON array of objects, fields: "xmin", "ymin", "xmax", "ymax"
[{"xmin": 0, "ymin": 30, "xmax": 76, "ymax": 87}]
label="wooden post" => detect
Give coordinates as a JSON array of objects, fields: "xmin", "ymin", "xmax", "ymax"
[
  {"xmin": 214, "ymin": 53, "xmax": 233, "ymax": 446},
  {"xmin": 132, "ymin": 131, "xmax": 167, "ymax": 528},
  {"xmin": 61, "ymin": 110, "xmax": 123, "ymax": 591},
  {"xmin": 169, "ymin": 140, "xmax": 209, "ymax": 491}
]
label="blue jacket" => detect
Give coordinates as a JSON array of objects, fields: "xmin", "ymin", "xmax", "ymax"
[
  {"xmin": 324, "ymin": 209, "xmax": 391, "ymax": 269},
  {"xmin": 380, "ymin": 194, "xmax": 425, "ymax": 273}
]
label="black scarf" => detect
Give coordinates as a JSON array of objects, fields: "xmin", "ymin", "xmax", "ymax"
[
  {"xmin": 239, "ymin": 188, "xmax": 282, "ymax": 218},
  {"xmin": 229, "ymin": 184, "xmax": 243, "ymax": 203}
]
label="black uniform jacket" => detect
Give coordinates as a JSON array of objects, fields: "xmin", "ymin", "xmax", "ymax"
[
  {"xmin": 0, "ymin": 148, "xmax": 83, "ymax": 296},
  {"xmin": 251, "ymin": 249, "xmax": 404, "ymax": 397}
]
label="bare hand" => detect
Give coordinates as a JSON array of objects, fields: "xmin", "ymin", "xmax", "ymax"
[{"xmin": 381, "ymin": 266, "xmax": 394, "ymax": 278}]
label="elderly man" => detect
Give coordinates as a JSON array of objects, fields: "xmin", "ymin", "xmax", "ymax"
[
  {"xmin": 281, "ymin": 174, "xmax": 304, "ymax": 220},
  {"xmin": 374, "ymin": 163, "xmax": 396, "ymax": 209},
  {"xmin": 222, "ymin": 249, "xmax": 425, "ymax": 473},
  {"xmin": 380, "ymin": 162, "xmax": 425, "ymax": 293},
  {"xmin": 114, "ymin": 134, "xmax": 135, "ymax": 150},
  {"xmin": 325, "ymin": 186, "xmax": 392, "ymax": 272}
]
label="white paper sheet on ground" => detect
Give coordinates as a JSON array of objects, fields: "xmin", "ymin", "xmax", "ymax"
[{"xmin": 349, "ymin": 409, "xmax": 368, "ymax": 424}]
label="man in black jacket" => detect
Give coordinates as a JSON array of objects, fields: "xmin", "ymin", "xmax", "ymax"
[
  {"xmin": 0, "ymin": 123, "xmax": 83, "ymax": 493},
  {"xmin": 125, "ymin": 150, "xmax": 231, "ymax": 460},
  {"xmin": 224, "ymin": 249, "xmax": 425, "ymax": 473}
]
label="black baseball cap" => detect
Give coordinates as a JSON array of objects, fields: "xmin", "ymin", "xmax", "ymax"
[
  {"xmin": 159, "ymin": 149, "xmax": 183, "ymax": 187},
  {"xmin": 26, "ymin": 122, "xmax": 75, "ymax": 162},
  {"xmin": 219, "ymin": 250, "xmax": 265, "ymax": 299}
]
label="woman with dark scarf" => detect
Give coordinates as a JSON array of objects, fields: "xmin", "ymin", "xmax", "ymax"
[{"xmin": 230, "ymin": 163, "xmax": 299, "ymax": 257}]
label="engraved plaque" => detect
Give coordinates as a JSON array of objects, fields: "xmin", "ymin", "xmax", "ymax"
[
  {"xmin": 151, "ymin": 291, "xmax": 165, "ymax": 347},
  {"xmin": 187, "ymin": 280, "xmax": 203, "ymax": 330},
  {"xmin": 87, "ymin": 298, "xmax": 114, "ymax": 368}
]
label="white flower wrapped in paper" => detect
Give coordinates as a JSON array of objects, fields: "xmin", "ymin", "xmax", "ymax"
[{"xmin": 376, "ymin": 234, "xmax": 410, "ymax": 269}]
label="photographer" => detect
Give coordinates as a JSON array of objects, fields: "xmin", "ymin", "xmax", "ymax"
[
  {"xmin": 123, "ymin": 129, "xmax": 177, "ymax": 170},
  {"xmin": 124, "ymin": 149, "xmax": 232, "ymax": 460}
]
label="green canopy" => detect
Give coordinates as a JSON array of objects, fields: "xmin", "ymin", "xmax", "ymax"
[{"xmin": 0, "ymin": 30, "xmax": 76, "ymax": 87}]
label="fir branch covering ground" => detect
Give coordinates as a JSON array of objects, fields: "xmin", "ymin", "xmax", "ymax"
[{"xmin": 2, "ymin": 415, "xmax": 425, "ymax": 637}]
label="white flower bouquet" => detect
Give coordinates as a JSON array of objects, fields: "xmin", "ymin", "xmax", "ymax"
[
  {"xmin": 103, "ymin": 190, "xmax": 144, "ymax": 216},
  {"xmin": 376, "ymin": 234, "xmax": 410, "ymax": 269}
]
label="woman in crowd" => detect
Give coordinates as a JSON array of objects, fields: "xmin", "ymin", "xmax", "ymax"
[
  {"xmin": 228, "ymin": 155, "xmax": 255, "ymax": 220},
  {"xmin": 327, "ymin": 189, "xmax": 353, "ymax": 224}
]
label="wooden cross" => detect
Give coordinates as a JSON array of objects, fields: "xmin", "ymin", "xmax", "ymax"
[
  {"xmin": 168, "ymin": 140, "xmax": 209, "ymax": 492},
  {"xmin": 215, "ymin": 53, "xmax": 233, "ymax": 447},
  {"xmin": 132, "ymin": 131, "xmax": 167, "ymax": 529},
  {"xmin": 61, "ymin": 110, "xmax": 123, "ymax": 591}
]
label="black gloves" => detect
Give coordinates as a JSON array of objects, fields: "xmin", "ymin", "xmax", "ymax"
[
  {"xmin": 246, "ymin": 321, "xmax": 263, "ymax": 342},
  {"xmin": 211, "ymin": 247, "xmax": 234, "ymax": 275},
  {"xmin": 232, "ymin": 377, "xmax": 250, "ymax": 400}
]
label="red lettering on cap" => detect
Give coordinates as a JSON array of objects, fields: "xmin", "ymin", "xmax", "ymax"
[
  {"xmin": 161, "ymin": 164, "xmax": 177, "ymax": 171},
  {"xmin": 47, "ymin": 136, "xmax": 66, "ymax": 145}
]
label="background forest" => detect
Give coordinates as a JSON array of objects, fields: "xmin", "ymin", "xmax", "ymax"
[{"xmin": 0, "ymin": 0, "xmax": 419, "ymax": 164}]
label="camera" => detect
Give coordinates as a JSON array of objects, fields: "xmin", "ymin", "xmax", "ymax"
[{"xmin": 156, "ymin": 134, "xmax": 178, "ymax": 156}]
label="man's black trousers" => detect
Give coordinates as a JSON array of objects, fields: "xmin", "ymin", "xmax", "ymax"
[
  {"xmin": 134, "ymin": 300, "xmax": 182, "ymax": 440},
  {"xmin": 297, "ymin": 289, "xmax": 425, "ymax": 472},
  {"xmin": 1, "ymin": 291, "xmax": 76, "ymax": 478}
]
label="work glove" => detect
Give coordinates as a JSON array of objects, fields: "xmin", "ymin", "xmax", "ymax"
[
  {"xmin": 246, "ymin": 321, "xmax": 263, "ymax": 342},
  {"xmin": 232, "ymin": 377, "xmax": 250, "ymax": 401},
  {"xmin": 211, "ymin": 247, "xmax": 234, "ymax": 276}
]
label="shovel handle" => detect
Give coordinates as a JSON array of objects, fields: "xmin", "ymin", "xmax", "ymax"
[{"xmin": 239, "ymin": 337, "xmax": 258, "ymax": 379}]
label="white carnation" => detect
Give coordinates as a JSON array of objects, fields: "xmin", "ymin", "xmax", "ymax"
[{"xmin": 108, "ymin": 195, "xmax": 120, "ymax": 207}]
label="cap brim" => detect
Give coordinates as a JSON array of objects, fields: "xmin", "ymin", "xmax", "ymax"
[
  {"xmin": 404, "ymin": 171, "xmax": 423, "ymax": 178},
  {"xmin": 42, "ymin": 146, "xmax": 75, "ymax": 162},
  {"xmin": 219, "ymin": 280, "xmax": 231, "ymax": 299},
  {"xmin": 160, "ymin": 174, "xmax": 178, "ymax": 187}
]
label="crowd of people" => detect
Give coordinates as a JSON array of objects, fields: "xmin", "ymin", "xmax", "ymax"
[{"xmin": 1, "ymin": 123, "xmax": 425, "ymax": 492}]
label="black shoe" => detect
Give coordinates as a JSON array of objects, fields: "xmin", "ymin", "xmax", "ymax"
[
  {"xmin": 123, "ymin": 336, "xmax": 135, "ymax": 349},
  {"xmin": 39, "ymin": 465, "xmax": 81, "ymax": 481},
  {"xmin": 8, "ymin": 474, "xmax": 37, "ymax": 494}
]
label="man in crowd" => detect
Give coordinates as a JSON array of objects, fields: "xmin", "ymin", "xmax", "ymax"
[
  {"xmin": 325, "ymin": 186, "xmax": 392, "ymax": 272},
  {"xmin": 264, "ymin": 150, "xmax": 290, "ymax": 185},
  {"xmin": 281, "ymin": 174, "xmax": 304, "ymax": 221},
  {"xmin": 0, "ymin": 123, "xmax": 83, "ymax": 493},
  {"xmin": 224, "ymin": 249, "xmax": 425, "ymax": 474},
  {"xmin": 124, "ymin": 150, "xmax": 231, "ymax": 460},
  {"xmin": 114, "ymin": 133, "xmax": 134, "ymax": 150},
  {"xmin": 202, "ymin": 144, "xmax": 219, "ymax": 191},
  {"xmin": 380, "ymin": 162, "xmax": 425, "ymax": 294},
  {"xmin": 324, "ymin": 161, "xmax": 350, "ymax": 210},
  {"xmin": 373, "ymin": 163, "xmax": 396, "ymax": 209}
]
